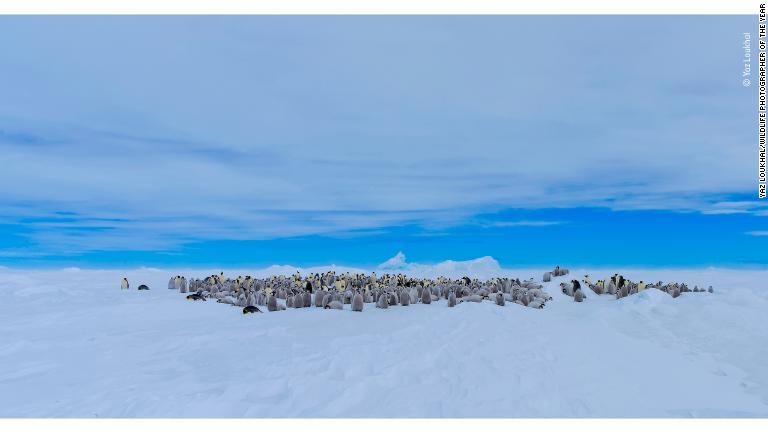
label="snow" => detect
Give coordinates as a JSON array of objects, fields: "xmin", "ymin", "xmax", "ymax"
[{"xmin": 0, "ymin": 261, "xmax": 767, "ymax": 418}]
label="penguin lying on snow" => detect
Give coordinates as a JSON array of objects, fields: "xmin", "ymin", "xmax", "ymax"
[
  {"xmin": 324, "ymin": 300, "xmax": 344, "ymax": 310},
  {"xmin": 242, "ymin": 305, "xmax": 262, "ymax": 314},
  {"xmin": 186, "ymin": 293, "xmax": 206, "ymax": 301},
  {"xmin": 138, "ymin": 284, "xmax": 150, "ymax": 290}
]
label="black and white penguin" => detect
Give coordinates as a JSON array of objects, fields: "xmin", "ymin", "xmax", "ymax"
[
  {"xmin": 572, "ymin": 280, "xmax": 581, "ymax": 292},
  {"xmin": 352, "ymin": 292, "xmax": 364, "ymax": 312},
  {"xmin": 138, "ymin": 284, "xmax": 149, "ymax": 290},
  {"xmin": 120, "ymin": 277, "xmax": 129, "ymax": 290},
  {"xmin": 186, "ymin": 293, "xmax": 205, "ymax": 301},
  {"xmin": 242, "ymin": 305, "xmax": 262, "ymax": 314}
]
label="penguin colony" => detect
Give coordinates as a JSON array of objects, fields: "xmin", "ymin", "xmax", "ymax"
[
  {"xmin": 158, "ymin": 271, "xmax": 554, "ymax": 314},
  {"xmin": 547, "ymin": 268, "xmax": 714, "ymax": 302},
  {"xmin": 121, "ymin": 267, "xmax": 715, "ymax": 313}
]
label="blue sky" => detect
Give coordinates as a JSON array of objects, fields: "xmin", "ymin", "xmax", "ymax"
[{"xmin": 0, "ymin": 15, "xmax": 764, "ymax": 268}]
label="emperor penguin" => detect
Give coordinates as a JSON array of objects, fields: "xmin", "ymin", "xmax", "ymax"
[
  {"xmin": 315, "ymin": 290, "xmax": 326, "ymax": 307},
  {"xmin": 400, "ymin": 290, "xmax": 411, "ymax": 306},
  {"xmin": 495, "ymin": 292, "xmax": 505, "ymax": 306},
  {"xmin": 543, "ymin": 272, "xmax": 551, "ymax": 282},
  {"xmin": 421, "ymin": 286, "xmax": 432, "ymax": 304},
  {"xmin": 120, "ymin": 277, "xmax": 129, "ymax": 290},
  {"xmin": 267, "ymin": 295, "xmax": 278, "ymax": 312},
  {"xmin": 708, "ymin": 286, "xmax": 714, "ymax": 293},
  {"xmin": 138, "ymin": 284, "xmax": 149, "ymax": 290},
  {"xmin": 637, "ymin": 281, "xmax": 646, "ymax": 292},
  {"xmin": 376, "ymin": 292, "xmax": 389, "ymax": 309},
  {"xmin": 351, "ymin": 292, "xmax": 364, "ymax": 312},
  {"xmin": 186, "ymin": 293, "xmax": 205, "ymax": 301},
  {"xmin": 574, "ymin": 290, "xmax": 584, "ymax": 302},
  {"xmin": 180, "ymin": 277, "xmax": 188, "ymax": 293},
  {"xmin": 324, "ymin": 300, "xmax": 344, "ymax": 310},
  {"xmin": 303, "ymin": 291, "xmax": 311, "ymax": 308},
  {"xmin": 671, "ymin": 288, "xmax": 681, "ymax": 298},
  {"xmin": 168, "ymin": 277, "xmax": 176, "ymax": 290},
  {"xmin": 448, "ymin": 291, "xmax": 457, "ymax": 307},
  {"xmin": 242, "ymin": 305, "xmax": 262, "ymax": 314}
]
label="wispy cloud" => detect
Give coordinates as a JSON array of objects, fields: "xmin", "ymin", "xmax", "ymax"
[
  {"xmin": 0, "ymin": 16, "xmax": 755, "ymax": 257},
  {"xmin": 488, "ymin": 220, "xmax": 564, "ymax": 228},
  {"xmin": 746, "ymin": 231, "xmax": 768, "ymax": 236}
]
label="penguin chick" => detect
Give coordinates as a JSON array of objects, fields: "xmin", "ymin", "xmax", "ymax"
[
  {"xmin": 448, "ymin": 291, "xmax": 457, "ymax": 307},
  {"xmin": 421, "ymin": 286, "xmax": 432, "ymax": 304},
  {"xmin": 376, "ymin": 293, "xmax": 389, "ymax": 309},
  {"xmin": 324, "ymin": 300, "xmax": 344, "ymax": 310},
  {"xmin": 400, "ymin": 291, "xmax": 411, "ymax": 306},
  {"xmin": 495, "ymin": 292, "xmax": 505, "ymax": 306},
  {"xmin": 351, "ymin": 292, "xmax": 364, "ymax": 312},
  {"xmin": 267, "ymin": 295, "xmax": 278, "ymax": 312},
  {"xmin": 574, "ymin": 290, "xmax": 584, "ymax": 302}
]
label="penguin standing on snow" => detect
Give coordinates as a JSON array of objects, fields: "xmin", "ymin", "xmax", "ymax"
[
  {"xmin": 351, "ymin": 291, "xmax": 364, "ymax": 312},
  {"xmin": 421, "ymin": 286, "xmax": 432, "ymax": 304},
  {"xmin": 448, "ymin": 291, "xmax": 457, "ymax": 307},
  {"xmin": 168, "ymin": 277, "xmax": 176, "ymax": 290},
  {"xmin": 267, "ymin": 295, "xmax": 278, "ymax": 312},
  {"xmin": 120, "ymin": 277, "xmax": 129, "ymax": 290},
  {"xmin": 376, "ymin": 292, "xmax": 389, "ymax": 309},
  {"xmin": 495, "ymin": 292, "xmax": 505, "ymax": 306}
]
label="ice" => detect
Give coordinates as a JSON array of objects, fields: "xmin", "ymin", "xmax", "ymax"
[{"xmin": 0, "ymin": 261, "xmax": 766, "ymax": 417}]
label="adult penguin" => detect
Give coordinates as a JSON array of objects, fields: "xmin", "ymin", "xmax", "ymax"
[
  {"xmin": 120, "ymin": 277, "xmax": 129, "ymax": 290},
  {"xmin": 637, "ymin": 281, "xmax": 646, "ymax": 292},
  {"xmin": 572, "ymin": 280, "xmax": 582, "ymax": 293},
  {"xmin": 351, "ymin": 292, "xmax": 364, "ymax": 312},
  {"xmin": 138, "ymin": 284, "xmax": 149, "ymax": 290},
  {"xmin": 186, "ymin": 293, "xmax": 205, "ymax": 301},
  {"xmin": 243, "ymin": 305, "xmax": 262, "ymax": 314}
]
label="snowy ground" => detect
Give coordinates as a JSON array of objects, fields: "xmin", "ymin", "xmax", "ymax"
[{"xmin": 1, "ymin": 260, "xmax": 767, "ymax": 418}]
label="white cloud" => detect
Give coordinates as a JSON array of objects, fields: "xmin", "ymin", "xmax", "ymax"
[
  {"xmin": 746, "ymin": 231, "xmax": 768, "ymax": 236},
  {"xmin": 0, "ymin": 16, "xmax": 754, "ymax": 254}
]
